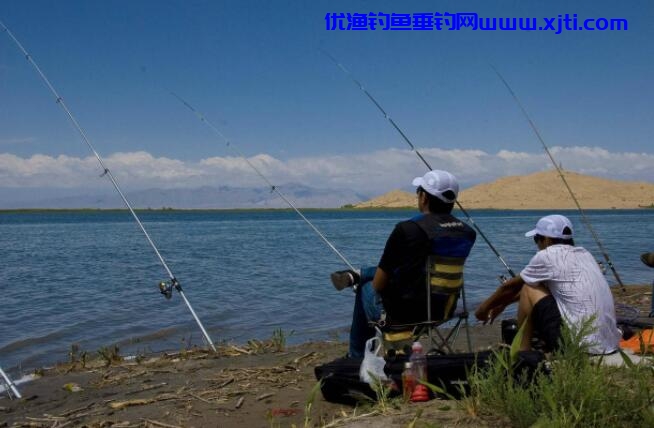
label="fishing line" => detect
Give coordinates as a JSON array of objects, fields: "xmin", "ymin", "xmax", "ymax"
[
  {"xmin": 1, "ymin": 20, "xmax": 217, "ymax": 351},
  {"xmin": 321, "ymin": 49, "xmax": 517, "ymax": 278},
  {"xmin": 0, "ymin": 364, "xmax": 21, "ymax": 399},
  {"xmin": 491, "ymin": 65, "xmax": 626, "ymax": 291},
  {"xmin": 168, "ymin": 91, "xmax": 357, "ymax": 272}
]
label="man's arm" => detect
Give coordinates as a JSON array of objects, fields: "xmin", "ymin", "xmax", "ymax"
[
  {"xmin": 372, "ymin": 267, "xmax": 390, "ymax": 292},
  {"xmin": 475, "ymin": 275, "xmax": 525, "ymax": 324}
]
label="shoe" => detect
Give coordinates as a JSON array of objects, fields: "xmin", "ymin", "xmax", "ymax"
[
  {"xmin": 330, "ymin": 269, "xmax": 360, "ymax": 291},
  {"xmin": 641, "ymin": 252, "xmax": 654, "ymax": 268},
  {"xmin": 617, "ymin": 324, "xmax": 635, "ymax": 340}
]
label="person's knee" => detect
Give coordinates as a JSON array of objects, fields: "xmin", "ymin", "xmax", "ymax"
[
  {"xmin": 360, "ymin": 283, "xmax": 384, "ymax": 321},
  {"xmin": 521, "ymin": 284, "xmax": 550, "ymax": 307},
  {"xmin": 518, "ymin": 284, "xmax": 550, "ymax": 324}
]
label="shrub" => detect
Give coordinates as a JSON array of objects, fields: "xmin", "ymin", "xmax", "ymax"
[{"xmin": 467, "ymin": 319, "xmax": 654, "ymax": 427}]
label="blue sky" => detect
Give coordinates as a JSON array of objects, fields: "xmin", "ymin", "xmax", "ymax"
[{"xmin": 0, "ymin": 0, "xmax": 652, "ymax": 199}]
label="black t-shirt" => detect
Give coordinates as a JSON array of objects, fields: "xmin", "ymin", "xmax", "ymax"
[{"xmin": 377, "ymin": 213, "xmax": 476, "ymax": 323}]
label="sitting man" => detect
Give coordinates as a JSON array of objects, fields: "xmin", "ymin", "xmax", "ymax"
[
  {"xmin": 475, "ymin": 214, "xmax": 621, "ymax": 355},
  {"xmin": 332, "ymin": 170, "xmax": 476, "ymax": 358}
]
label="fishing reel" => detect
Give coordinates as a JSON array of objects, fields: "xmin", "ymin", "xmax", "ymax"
[{"xmin": 158, "ymin": 278, "xmax": 181, "ymax": 300}]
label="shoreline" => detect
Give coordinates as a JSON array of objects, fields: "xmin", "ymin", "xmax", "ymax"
[
  {"xmin": 0, "ymin": 325, "xmax": 502, "ymax": 428},
  {"xmin": 1, "ymin": 207, "xmax": 652, "ymax": 215},
  {"xmin": 2, "ymin": 283, "xmax": 650, "ymax": 386},
  {"xmin": 2, "ymin": 284, "xmax": 651, "ymax": 427}
]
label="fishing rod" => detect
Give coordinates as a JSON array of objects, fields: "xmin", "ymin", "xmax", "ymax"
[
  {"xmin": 0, "ymin": 364, "xmax": 21, "ymax": 399},
  {"xmin": 168, "ymin": 91, "xmax": 357, "ymax": 272},
  {"xmin": 1, "ymin": 20, "xmax": 217, "ymax": 352},
  {"xmin": 321, "ymin": 49, "xmax": 517, "ymax": 278},
  {"xmin": 491, "ymin": 66, "xmax": 626, "ymax": 291}
]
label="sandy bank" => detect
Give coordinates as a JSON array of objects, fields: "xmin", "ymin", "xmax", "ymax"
[{"xmin": 354, "ymin": 170, "xmax": 654, "ymax": 209}]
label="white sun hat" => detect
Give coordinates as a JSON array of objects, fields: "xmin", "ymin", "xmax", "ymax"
[
  {"xmin": 411, "ymin": 170, "xmax": 459, "ymax": 203},
  {"xmin": 525, "ymin": 214, "xmax": 574, "ymax": 239}
]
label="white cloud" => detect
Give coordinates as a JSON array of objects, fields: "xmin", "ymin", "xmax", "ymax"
[
  {"xmin": 0, "ymin": 153, "xmax": 97, "ymax": 186},
  {"xmin": 0, "ymin": 146, "xmax": 652, "ymax": 194}
]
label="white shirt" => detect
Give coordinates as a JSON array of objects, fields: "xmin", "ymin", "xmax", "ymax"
[{"xmin": 520, "ymin": 244, "xmax": 621, "ymax": 355}]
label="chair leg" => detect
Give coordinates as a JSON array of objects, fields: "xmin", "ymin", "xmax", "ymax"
[
  {"xmin": 461, "ymin": 285, "xmax": 473, "ymax": 352},
  {"xmin": 441, "ymin": 323, "xmax": 458, "ymax": 353},
  {"xmin": 427, "ymin": 318, "xmax": 464, "ymax": 354},
  {"xmin": 426, "ymin": 262, "xmax": 433, "ymax": 347}
]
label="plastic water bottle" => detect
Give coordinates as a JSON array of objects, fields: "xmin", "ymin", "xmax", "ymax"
[
  {"xmin": 410, "ymin": 341, "xmax": 427, "ymax": 382},
  {"xmin": 401, "ymin": 362, "xmax": 416, "ymax": 401}
]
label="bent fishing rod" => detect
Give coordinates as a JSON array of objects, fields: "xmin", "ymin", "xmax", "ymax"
[
  {"xmin": 1, "ymin": 21, "xmax": 217, "ymax": 352},
  {"xmin": 322, "ymin": 50, "xmax": 516, "ymax": 278},
  {"xmin": 0, "ymin": 364, "xmax": 21, "ymax": 399},
  {"xmin": 169, "ymin": 91, "xmax": 357, "ymax": 272},
  {"xmin": 491, "ymin": 66, "xmax": 626, "ymax": 291}
]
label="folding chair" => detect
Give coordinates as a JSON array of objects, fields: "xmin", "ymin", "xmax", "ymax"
[{"xmin": 374, "ymin": 254, "xmax": 472, "ymax": 356}]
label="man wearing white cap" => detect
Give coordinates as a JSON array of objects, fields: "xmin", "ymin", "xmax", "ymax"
[
  {"xmin": 331, "ymin": 170, "xmax": 477, "ymax": 358},
  {"xmin": 476, "ymin": 214, "xmax": 621, "ymax": 355}
]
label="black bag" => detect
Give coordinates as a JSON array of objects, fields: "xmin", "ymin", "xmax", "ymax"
[
  {"xmin": 314, "ymin": 356, "xmax": 401, "ymax": 406},
  {"xmin": 314, "ymin": 350, "xmax": 545, "ymax": 405}
]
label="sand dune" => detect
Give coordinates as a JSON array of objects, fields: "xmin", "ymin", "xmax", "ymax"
[{"xmin": 354, "ymin": 170, "xmax": 654, "ymax": 209}]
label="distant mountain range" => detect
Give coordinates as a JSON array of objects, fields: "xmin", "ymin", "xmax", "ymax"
[
  {"xmin": 4, "ymin": 170, "xmax": 653, "ymax": 210},
  {"xmin": 0, "ymin": 184, "xmax": 368, "ymax": 209},
  {"xmin": 354, "ymin": 170, "xmax": 654, "ymax": 210}
]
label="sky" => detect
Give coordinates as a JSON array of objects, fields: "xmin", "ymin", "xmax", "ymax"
[{"xmin": 0, "ymin": 0, "xmax": 652, "ymax": 201}]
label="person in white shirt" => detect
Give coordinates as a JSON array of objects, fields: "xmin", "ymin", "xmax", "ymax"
[{"xmin": 475, "ymin": 214, "xmax": 621, "ymax": 355}]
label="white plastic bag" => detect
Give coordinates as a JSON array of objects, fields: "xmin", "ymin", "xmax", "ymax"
[{"xmin": 359, "ymin": 337, "xmax": 388, "ymax": 384}]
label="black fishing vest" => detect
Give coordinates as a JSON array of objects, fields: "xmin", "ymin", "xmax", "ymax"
[{"xmin": 381, "ymin": 213, "xmax": 476, "ymax": 324}]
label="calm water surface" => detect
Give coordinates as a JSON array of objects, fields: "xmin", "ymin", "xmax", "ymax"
[{"xmin": 1, "ymin": 209, "xmax": 653, "ymax": 374}]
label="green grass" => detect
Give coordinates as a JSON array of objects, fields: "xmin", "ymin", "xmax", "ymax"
[
  {"xmin": 97, "ymin": 344, "xmax": 122, "ymax": 367},
  {"xmin": 270, "ymin": 327, "xmax": 293, "ymax": 352},
  {"xmin": 465, "ymin": 320, "xmax": 654, "ymax": 427}
]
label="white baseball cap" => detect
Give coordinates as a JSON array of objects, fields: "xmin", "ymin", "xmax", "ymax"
[
  {"xmin": 525, "ymin": 214, "xmax": 574, "ymax": 239},
  {"xmin": 412, "ymin": 170, "xmax": 459, "ymax": 203}
]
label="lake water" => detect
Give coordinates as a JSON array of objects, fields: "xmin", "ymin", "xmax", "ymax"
[{"xmin": 1, "ymin": 209, "xmax": 653, "ymax": 375}]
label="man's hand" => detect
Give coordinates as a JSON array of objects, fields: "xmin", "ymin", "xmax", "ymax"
[
  {"xmin": 475, "ymin": 303, "xmax": 490, "ymax": 323},
  {"xmin": 475, "ymin": 302, "xmax": 507, "ymax": 325},
  {"xmin": 475, "ymin": 276, "xmax": 524, "ymax": 324}
]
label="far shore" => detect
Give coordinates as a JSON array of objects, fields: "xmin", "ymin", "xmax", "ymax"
[{"xmin": 1, "ymin": 206, "xmax": 652, "ymax": 213}]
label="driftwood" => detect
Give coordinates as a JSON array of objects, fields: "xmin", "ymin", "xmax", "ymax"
[
  {"xmin": 188, "ymin": 392, "xmax": 212, "ymax": 404},
  {"xmin": 214, "ymin": 377, "xmax": 234, "ymax": 388},
  {"xmin": 58, "ymin": 402, "xmax": 95, "ymax": 417},
  {"xmin": 293, "ymin": 351, "xmax": 316, "ymax": 364},
  {"xmin": 142, "ymin": 419, "xmax": 183, "ymax": 428},
  {"xmin": 235, "ymin": 396, "xmax": 245, "ymax": 409},
  {"xmin": 108, "ymin": 398, "xmax": 154, "ymax": 410},
  {"xmin": 124, "ymin": 382, "xmax": 167, "ymax": 395},
  {"xmin": 108, "ymin": 393, "xmax": 178, "ymax": 410},
  {"xmin": 256, "ymin": 392, "xmax": 275, "ymax": 401}
]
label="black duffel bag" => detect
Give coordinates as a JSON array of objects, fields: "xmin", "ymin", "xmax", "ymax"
[{"xmin": 314, "ymin": 350, "xmax": 545, "ymax": 406}]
